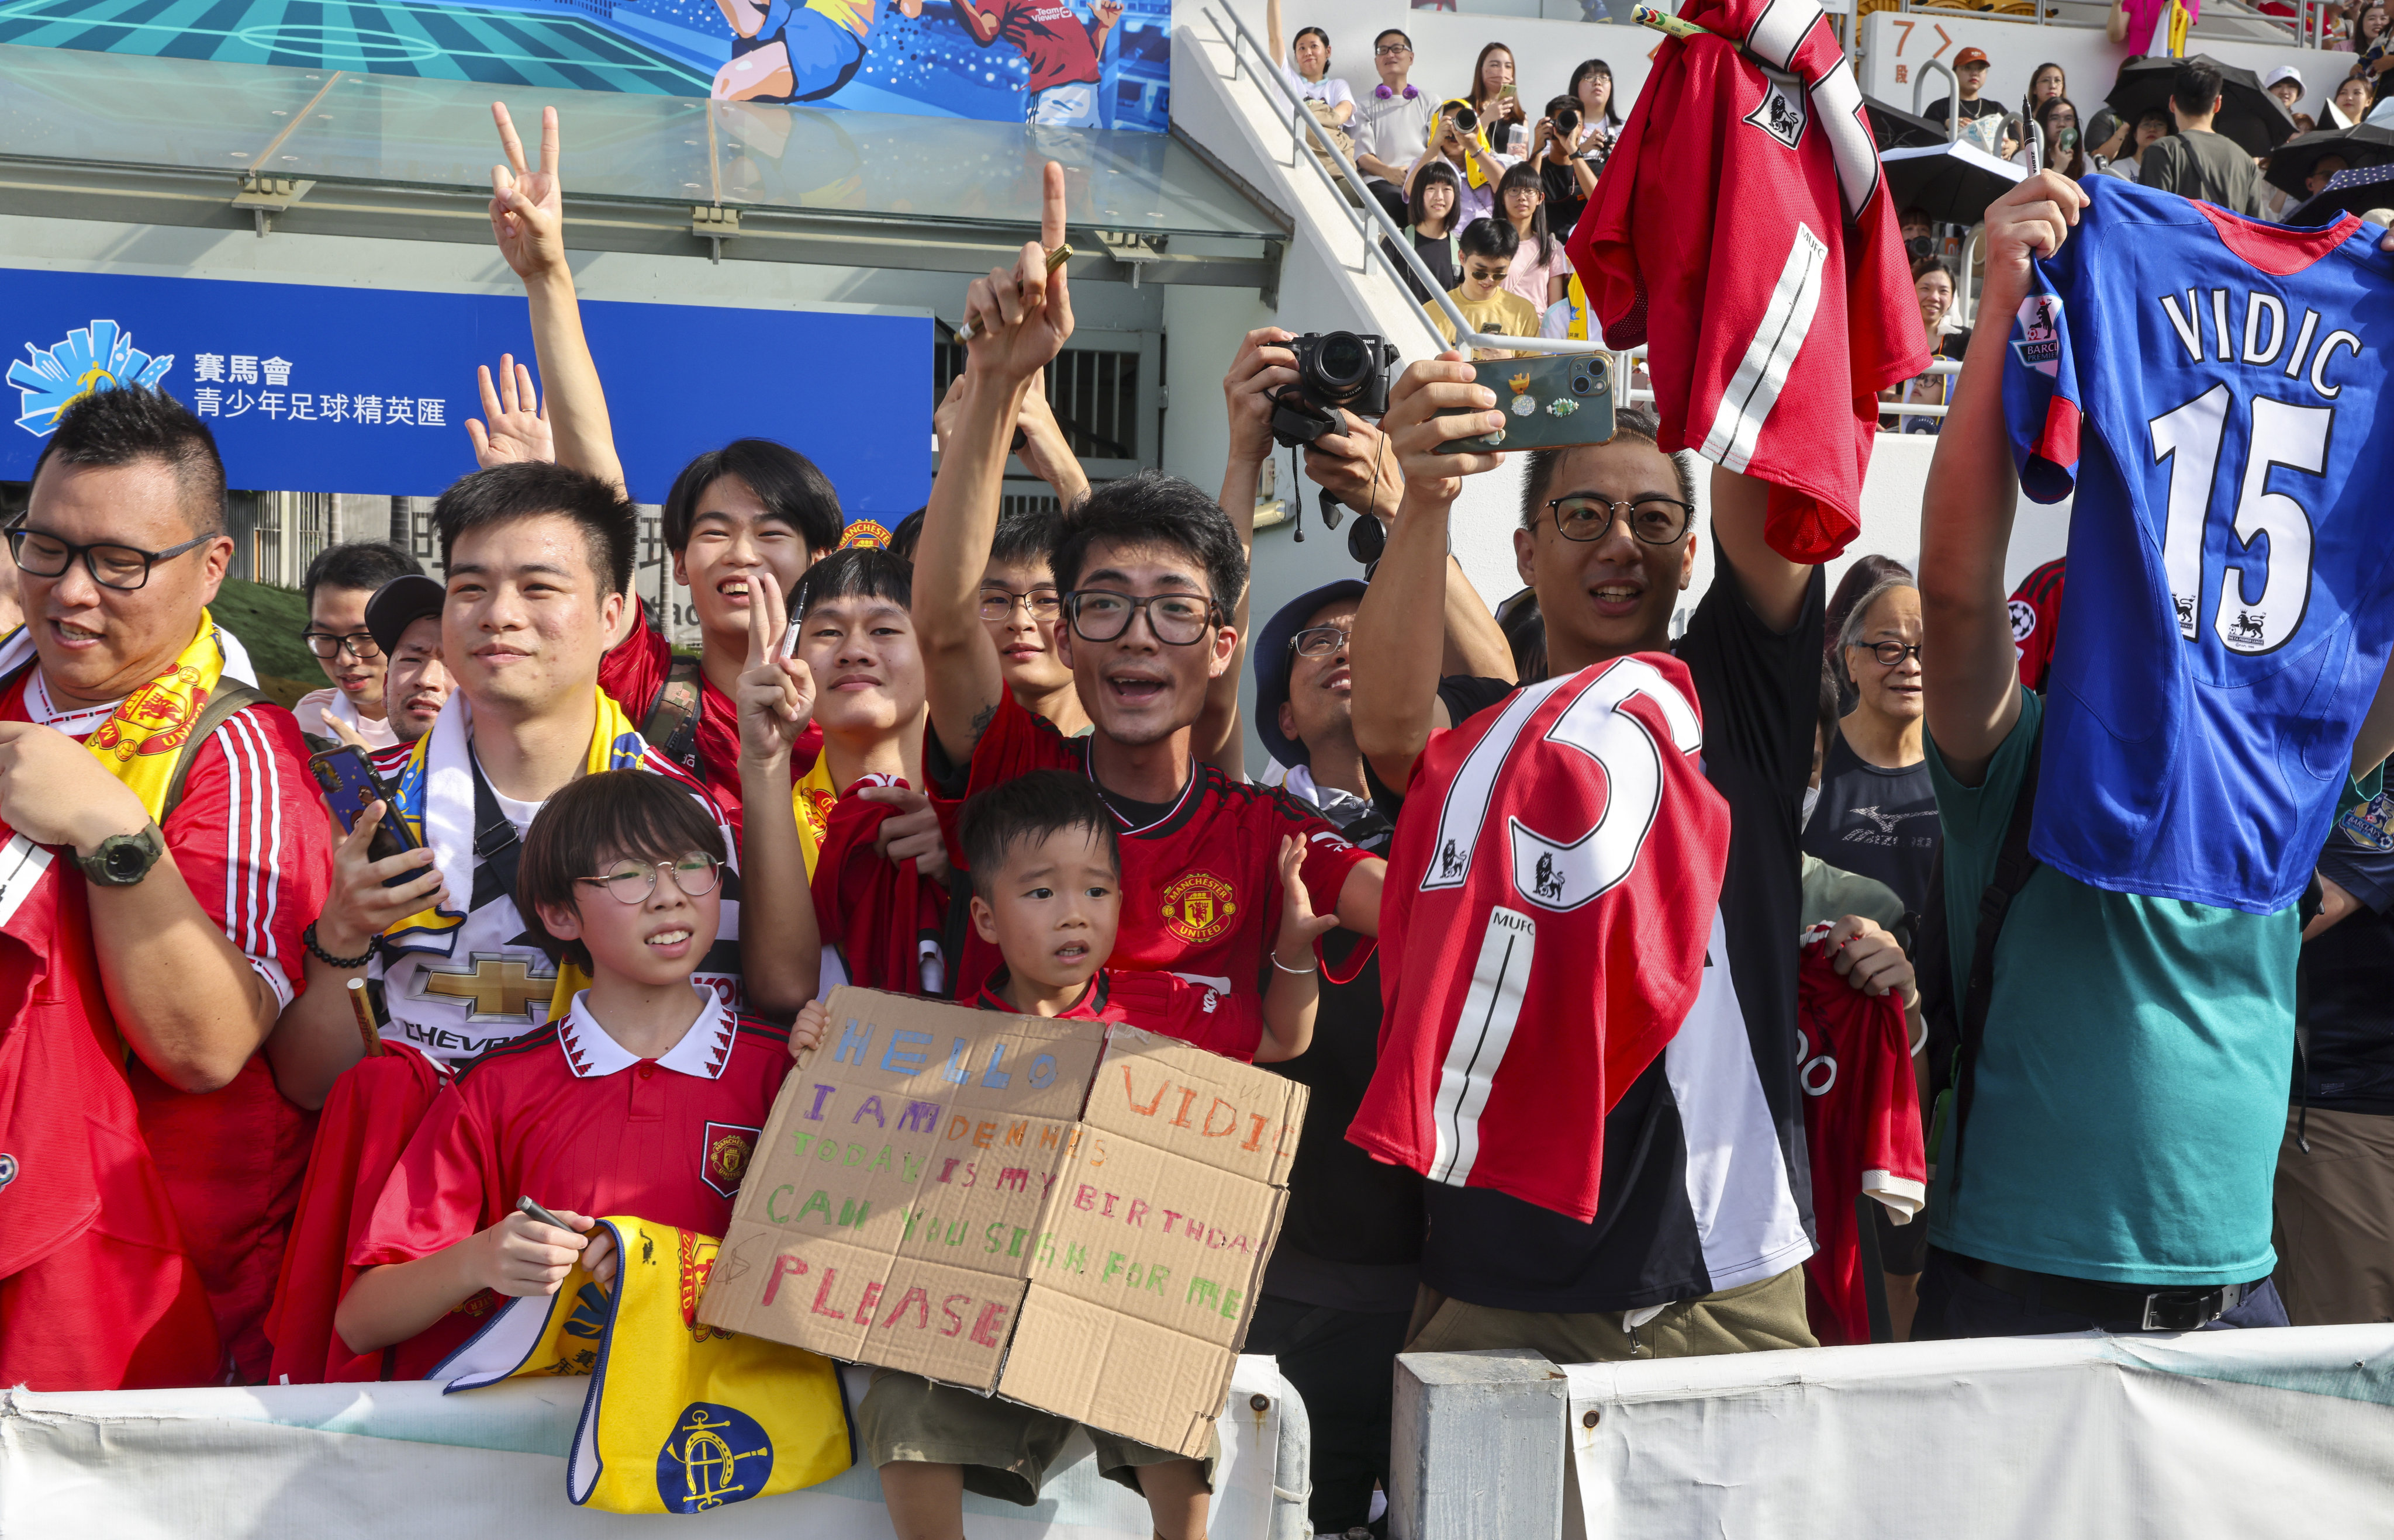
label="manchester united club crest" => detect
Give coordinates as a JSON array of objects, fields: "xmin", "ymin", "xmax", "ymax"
[
  {"xmin": 799, "ymin": 784, "xmax": 835, "ymax": 845},
  {"xmin": 88, "ymin": 666, "xmax": 205, "ymax": 762},
  {"xmin": 1159, "ymin": 870, "xmax": 1237, "ymax": 944},
  {"xmin": 699, "ymin": 1120, "xmax": 759, "ymax": 1199},
  {"xmin": 1743, "ymin": 67, "xmax": 1809, "ymax": 151},
  {"xmin": 678, "ymin": 1227, "xmax": 734, "ymax": 1342}
]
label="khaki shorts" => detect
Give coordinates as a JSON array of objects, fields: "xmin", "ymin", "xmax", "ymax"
[
  {"xmin": 856, "ymin": 1368, "xmax": 1218, "ymax": 1507},
  {"xmin": 1404, "ymin": 1264, "xmax": 1819, "ymax": 1362},
  {"xmin": 2274, "ymin": 1105, "xmax": 2394, "ymax": 1327}
]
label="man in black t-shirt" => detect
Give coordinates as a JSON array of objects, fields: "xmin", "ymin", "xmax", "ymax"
[{"xmin": 1352, "ymin": 364, "xmax": 1908, "ymax": 1363}]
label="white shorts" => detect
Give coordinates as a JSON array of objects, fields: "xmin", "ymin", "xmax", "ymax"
[{"xmin": 1027, "ymin": 79, "xmax": 1100, "ymax": 128}]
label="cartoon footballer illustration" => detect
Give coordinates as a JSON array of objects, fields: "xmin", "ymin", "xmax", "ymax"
[
  {"xmin": 713, "ymin": 0, "xmax": 923, "ymax": 103},
  {"xmin": 952, "ymin": 0, "xmax": 1123, "ymax": 126}
]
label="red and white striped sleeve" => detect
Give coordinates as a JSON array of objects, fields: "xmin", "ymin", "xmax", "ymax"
[{"xmin": 161, "ymin": 703, "xmax": 334, "ymax": 1009}]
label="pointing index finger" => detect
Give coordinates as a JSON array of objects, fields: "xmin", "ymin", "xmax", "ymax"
[{"xmin": 1040, "ymin": 160, "xmax": 1068, "ymax": 257}]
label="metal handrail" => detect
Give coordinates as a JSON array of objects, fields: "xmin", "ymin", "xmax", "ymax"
[{"xmin": 1199, "ymin": 2, "xmax": 1614, "ymax": 370}]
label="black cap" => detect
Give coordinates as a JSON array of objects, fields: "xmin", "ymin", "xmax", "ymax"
[
  {"xmin": 1253, "ymin": 579, "xmax": 1368, "ymax": 771},
  {"xmin": 364, "ymin": 573, "xmax": 445, "ymax": 656}
]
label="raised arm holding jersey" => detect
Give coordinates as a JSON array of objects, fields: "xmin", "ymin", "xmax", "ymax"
[
  {"xmin": 913, "ymin": 165, "xmax": 1383, "ymax": 1005},
  {"xmin": 1908, "ymin": 171, "xmax": 2394, "ymax": 1337},
  {"xmin": 1352, "ymin": 359, "xmax": 1864, "ymax": 1363},
  {"xmin": 0, "ymin": 387, "xmax": 328, "ymax": 1389}
]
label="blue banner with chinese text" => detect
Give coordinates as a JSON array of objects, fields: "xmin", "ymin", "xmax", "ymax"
[{"xmin": 0, "ymin": 267, "xmax": 928, "ymax": 511}]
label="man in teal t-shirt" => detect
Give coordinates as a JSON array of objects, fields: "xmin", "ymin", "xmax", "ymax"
[{"xmin": 1901, "ymin": 172, "xmax": 2394, "ymax": 1334}]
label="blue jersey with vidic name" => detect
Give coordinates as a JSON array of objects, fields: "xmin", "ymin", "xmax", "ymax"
[{"xmin": 2003, "ymin": 177, "xmax": 2394, "ymax": 915}]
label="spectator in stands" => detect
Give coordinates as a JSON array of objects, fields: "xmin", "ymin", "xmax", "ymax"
[
  {"xmin": 1352, "ymin": 29, "xmax": 1432, "ymax": 226},
  {"xmin": 2343, "ymin": 0, "xmax": 2389, "ymax": 51},
  {"xmin": 2139, "ymin": 59, "xmax": 2267, "ymax": 216},
  {"xmin": 1925, "ymin": 47, "xmax": 2001, "ymax": 134},
  {"xmin": 2107, "ymin": 0, "xmax": 2184, "ymax": 53},
  {"xmin": 2265, "ymin": 64, "xmax": 2306, "ymax": 114},
  {"xmin": 2120, "ymin": 108, "xmax": 2172, "ymax": 179},
  {"xmin": 1825, "ymin": 555, "xmax": 1913, "ymax": 690},
  {"xmin": 2032, "ymin": 98, "xmax": 2087, "ymax": 179},
  {"xmin": 1244, "ymin": 580, "xmax": 1415, "ymax": 1540},
  {"xmin": 2309, "ymin": 153, "xmax": 2355, "ymax": 196},
  {"xmin": 1533, "ymin": 94, "xmax": 1602, "ymax": 235},
  {"xmin": 973, "ymin": 503, "xmax": 1090, "ymax": 736},
  {"xmin": 2083, "ymin": 108, "xmax": 2137, "ymax": 180},
  {"xmin": 1466, "ymin": 42, "xmax": 1526, "ymax": 154},
  {"xmin": 2331, "ymin": 72, "xmax": 2374, "ymax": 126},
  {"xmin": 1496, "ymin": 163, "xmax": 1571, "ymax": 310},
  {"xmin": 1891, "ymin": 258, "xmax": 1968, "ymax": 435},
  {"xmin": 2296, "ymin": 111, "xmax": 2319, "ymax": 134},
  {"xmin": 1805, "ymin": 575, "xmax": 1937, "ymax": 916},
  {"xmin": 1916, "ymin": 171, "xmax": 2292, "ymax": 1340},
  {"xmin": 1385, "ymin": 159, "xmax": 1460, "ymax": 302},
  {"xmin": 295, "ymin": 541, "xmax": 423, "ymax": 750},
  {"xmin": 1567, "ymin": 58, "xmax": 1624, "ymax": 172},
  {"xmin": 362, "ymin": 575, "xmax": 452, "ymax": 745},
  {"xmin": 1428, "ymin": 219, "xmax": 1540, "ymax": 358},
  {"xmin": 1899, "ymin": 205, "xmax": 1934, "ymax": 259},
  {"xmin": 1266, "ymin": 0, "xmax": 1353, "ymax": 127},
  {"xmin": 2022, "ymin": 61, "xmax": 2066, "ymax": 125},
  {"xmin": 1405, "ymin": 103, "xmax": 1514, "ymax": 228},
  {"xmin": 2274, "ymin": 830, "xmax": 2394, "ymax": 1327}
]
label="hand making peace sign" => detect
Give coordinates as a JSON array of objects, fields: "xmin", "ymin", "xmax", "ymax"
[{"xmin": 734, "ymin": 566, "xmax": 816, "ymax": 771}]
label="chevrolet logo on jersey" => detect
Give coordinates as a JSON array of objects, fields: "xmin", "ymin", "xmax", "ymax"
[{"xmin": 407, "ymin": 951, "xmax": 558, "ymax": 1023}]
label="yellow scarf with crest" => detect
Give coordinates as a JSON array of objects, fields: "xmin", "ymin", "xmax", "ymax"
[{"xmin": 0, "ymin": 611, "xmax": 236, "ymax": 821}]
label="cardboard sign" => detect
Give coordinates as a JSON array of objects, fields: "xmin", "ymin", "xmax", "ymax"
[{"xmin": 699, "ymin": 987, "xmax": 1307, "ymax": 1458}]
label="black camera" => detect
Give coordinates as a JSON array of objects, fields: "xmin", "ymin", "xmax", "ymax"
[
  {"xmin": 1270, "ymin": 331, "xmax": 1398, "ymax": 448},
  {"xmin": 1553, "ymin": 105, "xmax": 1580, "ymax": 138},
  {"xmin": 1445, "ymin": 101, "xmax": 1478, "ymax": 134}
]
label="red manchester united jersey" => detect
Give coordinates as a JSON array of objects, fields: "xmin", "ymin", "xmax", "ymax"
[
  {"xmin": 1, "ymin": 666, "xmax": 328, "ymax": 1385},
  {"xmin": 970, "ymin": 967, "xmax": 1266, "ymax": 1061},
  {"xmin": 355, "ymin": 994, "xmax": 792, "ymax": 1276},
  {"xmin": 2008, "ymin": 558, "xmax": 2067, "ymax": 694},
  {"xmin": 1570, "ymin": 0, "xmax": 1926, "ymax": 563},
  {"xmin": 1794, "ymin": 926, "xmax": 1925, "ymax": 1347},
  {"xmin": 1349, "ymin": 656, "xmax": 1732, "ymax": 1223},
  {"xmin": 935, "ymin": 692, "xmax": 1372, "ymax": 1001}
]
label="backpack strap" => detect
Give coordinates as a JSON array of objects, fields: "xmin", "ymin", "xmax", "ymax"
[
  {"xmin": 163, "ymin": 680, "xmax": 271, "ymax": 821},
  {"xmin": 643, "ymin": 657, "xmax": 706, "ymax": 780},
  {"xmin": 1943, "ymin": 718, "xmax": 2043, "ymax": 1200}
]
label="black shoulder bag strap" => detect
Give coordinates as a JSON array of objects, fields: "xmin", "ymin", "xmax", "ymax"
[
  {"xmin": 163, "ymin": 680, "xmax": 271, "ymax": 820},
  {"xmin": 467, "ymin": 751, "xmax": 527, "ymax": 913},
  {"xmin": 1945, "ymin": 719, "xmax": 2044, "ymax": 1200},
  {"xmin": 643, "ymin": 658, "xmax": 706, "ymax": 780}
]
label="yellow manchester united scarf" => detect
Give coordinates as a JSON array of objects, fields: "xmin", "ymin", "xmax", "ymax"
[
  {"xmin": 383, "ymin": 687, "xmax": 651, "ymax": 1017},
  {"xmin": 437, "ymin": 1218, "xmax": 852, "ymax": 1514},
  {"xmin": 0, "ymin": 612, "xmax": 233, "ymax": 822}
]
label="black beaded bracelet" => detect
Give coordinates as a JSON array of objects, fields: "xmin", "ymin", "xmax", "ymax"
[{"xmin": 303, "ymin": 921, "xmax": 376, "ymax": 970}]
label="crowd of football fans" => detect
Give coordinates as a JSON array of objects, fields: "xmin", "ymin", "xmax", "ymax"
[{"xmin": 6, "ymin": 40, "xmax": 2394, "ymax": 1540}]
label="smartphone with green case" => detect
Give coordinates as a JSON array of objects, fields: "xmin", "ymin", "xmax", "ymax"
[{"xmin": 1433, "ymin": 351, "xmax": 1617, "ymax": 454}]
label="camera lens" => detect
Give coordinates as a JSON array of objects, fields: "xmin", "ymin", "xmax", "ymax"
[
  {"xmin": 1318, "ymin": 333, "xmax": 1367, "ymax": 386},
  {"xmin": 1450, "ymin": 103, "xmax": 1477, "ymax": 133},
  {"xmin": 1554, "ymin": 108, "xmax": 1580, "ymax": 136}
]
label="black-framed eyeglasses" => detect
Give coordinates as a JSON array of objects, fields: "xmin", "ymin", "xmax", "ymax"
[
  {"xmin": 978, "ymin": 586, "xmax": 1062, "ymax": 624},
  {"xmin": 1544, "ymin": 494, "xmax": 1695, "ymax": 545},
  {"xmin": 575, "ymin": 852, "xmax": 723, "ymax": 905},
  {"xmin": 1851, "ymin": 640, "xmax": 1924, "ymax": 667},
  {"xmin": 1289, "ymin": 624, "xmax": 1352, "ymax": 658},
  {"xmin": 1064, "ymin": 590, "xmax": 1222, "ymax": 646},
  {"xmin": 1375, "ymin": 42, "xmax": 1412, "ymax": 54},
  {"xmin": 8, "ymin": 525, "xmax": 216, "ymax": 591},
  {"xmin": 303, "ymin": 629, "xmax": 384, "ymax": 662}
]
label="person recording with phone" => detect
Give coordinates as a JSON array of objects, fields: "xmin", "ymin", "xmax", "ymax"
[{"xmin": 1466, "ymin": 41, "xmax": 1525, "ymax": 153}]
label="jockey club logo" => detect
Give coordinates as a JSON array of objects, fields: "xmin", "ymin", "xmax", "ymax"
[
  {"xmin": 698, "ymin": 1120, "xmax": 759, "ymax": 1199},
  {"xmin": 1159, "ymin": 870, "xmax": 1237, "ymax": 944},
  {"xmin": 1742, "ymin": 67, "xmax": 1809, "ymax": 151},
  {"xmin": 9, "ymin": 320, "xmax": 174, "ymax": 437},
  {"xmin": 654, "ymin": 1401, "xmax": 772, "ymax": 1513}
]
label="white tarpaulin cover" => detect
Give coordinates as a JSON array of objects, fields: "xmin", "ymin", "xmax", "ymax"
[
  {"xmin": 1567, "ymin": 1324, "xmax": 2394, "ymax": 1538},
  {"xmin": 0, "ymin": 1358, "xmax": 1305, "ymax": 1539}
]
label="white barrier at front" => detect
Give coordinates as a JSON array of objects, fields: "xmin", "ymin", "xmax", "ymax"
[
  {"xmin": 1393, "ymin": 1326, "xmax": 2394, "ymax": 1539},
  {"xmin": 0, "ymin": 1358, "xmax": 1310, "ymax": 1539}
]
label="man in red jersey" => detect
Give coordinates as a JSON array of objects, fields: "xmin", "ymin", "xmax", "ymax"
[
  {"xmin": 0, "ymin": 386, "xmax": 328, "ymax": 1388},
  {"xmin": 2008, "ymin": 556, "xmax": 2065, "ymax": 693},
  {"xmin": 912, "ymin": 166, "xmax": 1384, "ymax": 1002}
]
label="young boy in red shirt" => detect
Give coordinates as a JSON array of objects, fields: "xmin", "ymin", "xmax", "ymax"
[
  {"xmin": 334, "ymin": 771, "xmax": 823, "ymax": 1355},
  {"xmin": 793, "ymin": 769, "xmax": 1332, "ymax": 1539}
]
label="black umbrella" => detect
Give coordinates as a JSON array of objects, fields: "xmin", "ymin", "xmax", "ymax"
[
  {"xmin": 1865, "ymin": 95, "xmax": 1948, "ymax": 152},
  {"xmin": 2104, "ymin": 54, "xmax": 2298, "ymax": 155},
  {"xmin": 2285, "ymin": 162, "xmax": 2394, "ymax": 225},
  {"xmin": 2264, "ymin": 124, "xmax": 2394, "ymax": 197},
  {"xmin": 1881, "ymin": 140, "xmax": 2027, "ymax": 224}
]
